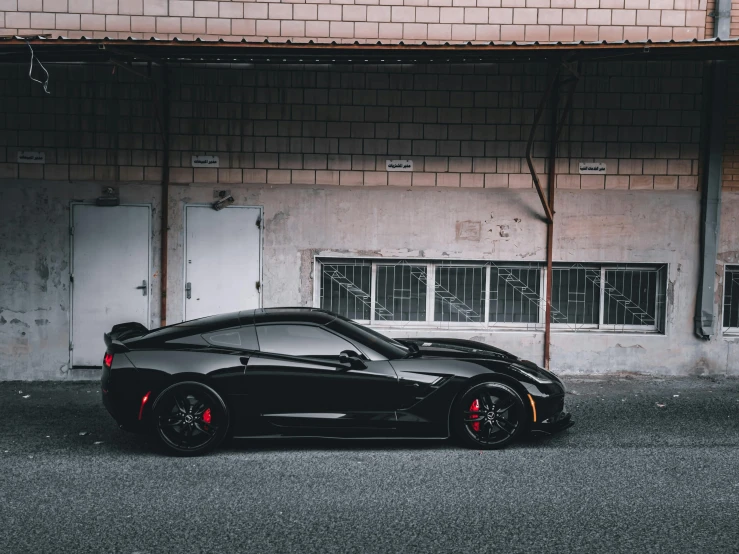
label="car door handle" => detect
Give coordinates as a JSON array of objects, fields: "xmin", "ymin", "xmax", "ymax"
[
  {"xmin": 185, "ymin": 282, "xmax": 191, "ymax": 299},
  {"xmin": 135, "ymin": 280, "xmax": 147, "ymax": 296}
]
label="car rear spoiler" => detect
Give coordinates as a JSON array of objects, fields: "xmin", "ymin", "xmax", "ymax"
[{"xmin": 104, "ymin": 322, "xmax": 149, "ymax": 353}]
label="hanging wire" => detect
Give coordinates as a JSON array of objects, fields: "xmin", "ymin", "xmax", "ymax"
[{"xmin": 26, "ymin": 40, "xmax": 50, "ymax": 94}]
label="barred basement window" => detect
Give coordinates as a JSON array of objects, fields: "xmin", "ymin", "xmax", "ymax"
[
  {"xmin": 319, "ymin": 261, "xmax": 372, "ymax": 321},
  {"xmin": 551, "ymin": 264, "xmax": 667, "ymax": 332},
  {"xmin": 375, "ymin": 263, "xmax": 427, "ymax": 322},
  {"xmin": 603, "ymin": 267, "xmax": 663, "ymax": 327},
  {"xmin": 434, "ymin": 266, "xmax": 485, "ymax": 323},
  {"xmin": 488, "ymin": 266, "xmax": 541, "ymax": 324},
  {"xmin": 551, "ymin": 266, "xmax": 600, "ymax": 326},
  {"xmin": 723, "ymin": 266, "xmax": 739, "ymax": 333},
  {"xmin": 316, "ymin": 258, "xmax": 666, "ymax": 333}
]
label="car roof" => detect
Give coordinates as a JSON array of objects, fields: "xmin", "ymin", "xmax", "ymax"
[
  {"xmin": 168, "ymin": 307, "xmax": 336, "ymax": 330},
  {"xmin": 125, "ymin": 308, "xmax": 338, "ymax": 347},
  {"xmin": 241, "ymin": 307, "xmax": 336, "ymax": 325}
]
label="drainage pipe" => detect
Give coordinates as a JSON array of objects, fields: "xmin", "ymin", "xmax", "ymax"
[{"xmin": 695, "ymin": 61, "xmax": 727, "ymax": 338}]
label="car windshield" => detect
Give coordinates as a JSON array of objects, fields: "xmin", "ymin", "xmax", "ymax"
[{"xmin": 330, "ymin": 315, "xmax": 410, "ymax": 359}]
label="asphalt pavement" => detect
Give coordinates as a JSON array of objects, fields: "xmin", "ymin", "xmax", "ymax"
[{"xmin": 1, "ymin": 375, "xmax": 738, "ymax": 554}]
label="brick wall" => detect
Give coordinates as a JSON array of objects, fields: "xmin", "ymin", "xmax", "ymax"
[
  {"xmin": 705, "ymin": 0, "xmax": 714, "ymax": 36},
  {"xmin": 0, "ymin": 0, "xmax": 709, "ymax": 43},
  {"xmin": 0, "ymin": 60, "xmax": 701, "ymax": 191}
]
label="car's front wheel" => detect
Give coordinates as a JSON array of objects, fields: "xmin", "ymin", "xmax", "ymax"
[
  {"xmin": 452, "ymin": 381, "xmax": 526, "ymax": 450},
  {"xmin": 152, "ymin": 381, "xmax": 229, "ymax": 456}
]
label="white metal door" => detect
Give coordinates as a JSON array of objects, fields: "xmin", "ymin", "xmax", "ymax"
[
  {"xmin": 184, "ymin": 205, "xmax": 262, "ymax": 320},
  {"xmin": 71, "ymin": 204, "xmax": 150, "ymax": 367}
]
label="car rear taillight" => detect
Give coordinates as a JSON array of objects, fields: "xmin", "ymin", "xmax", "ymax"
[
  {"xmin": 103, "ymin": 352, "xmax": 113, "ymax": 369},
  {"xmin": 138, "ymin": 391, "xmax": 151, "ymax": 421}
]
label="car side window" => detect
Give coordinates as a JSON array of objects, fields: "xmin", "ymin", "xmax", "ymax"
[
  {"xmin": 202, "ymin": 326, "xmax": 259, "ymax": 350},
  {"xmin": 256, "ymin": 324, "xmax": 355, "ymax": 358}
]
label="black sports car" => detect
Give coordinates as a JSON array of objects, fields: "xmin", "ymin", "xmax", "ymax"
[{"xmin": 102, "ymin": 308, "xmax": 573, "ymax": 456}]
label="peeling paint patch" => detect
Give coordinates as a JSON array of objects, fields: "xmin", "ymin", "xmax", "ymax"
[
  {"xmin": 34, "ymin": 319, "xmax": 49, "ymax": 326},
  {"xmin": 9, "ymin": 318, "xmax": 30, "ymax": 328},
  {"xmin": 615, "ymin": 343, "xmax": 644, "ymax": 349},
  {"xmin": 455, "ymin": 221, "xmax": 481, "ymax": 242},
  {"xmin": 498, "ymin": 224, "xmax": 510, "ymax": 238},
  {"xmin": 0, "ymin": 316, "xmax": 6, "ymax": 325}
]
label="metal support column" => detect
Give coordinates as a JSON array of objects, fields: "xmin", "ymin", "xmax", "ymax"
[{"xmin": 695, "ymin": 61, "xmax": 728, "ymax": 339}]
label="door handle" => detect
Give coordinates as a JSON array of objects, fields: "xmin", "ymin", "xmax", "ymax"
[
  {"xmin": 186, "ymin": 282, "xmax": 191, "ymax": 299},
  {"xmin": 135, "ymin": 280, "xmax": 147, "ymax": 296}
]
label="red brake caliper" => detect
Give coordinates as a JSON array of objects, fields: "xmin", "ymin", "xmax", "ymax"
[
  {"xmin": 202, "ymin": 408, "xmax": 212, "ymax": 425},
  {"xmin": 469, "ymin": 399, "xmax": 480, "ymax": 432}
]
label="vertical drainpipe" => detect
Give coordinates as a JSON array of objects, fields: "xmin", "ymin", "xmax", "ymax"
[
  {"xmin": 695, "ymin": 0, "xmax": 730, "ymax": 338},
  {"xmin": 715, "ymin": 0, "xmax": 731, "ymax": 39},
  {"xmin": 160, "ymin": 65, "xmax": 170, "ymax": 327},
  {"xmin": 695, "ymin": 62, "xmax": 727, "ymax": 338}
]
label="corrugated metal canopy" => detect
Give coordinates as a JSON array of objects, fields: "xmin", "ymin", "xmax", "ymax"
[{"xmin": 1, "ymin": 36, "xmax": 739, "ymax": 65}]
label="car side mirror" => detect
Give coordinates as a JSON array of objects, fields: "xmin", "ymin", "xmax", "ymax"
[{"xmin": 339, "ymin": 350, "xmax": 367, "ymax": 370}]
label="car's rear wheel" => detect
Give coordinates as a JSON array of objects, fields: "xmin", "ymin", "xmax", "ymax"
[
  {"xmin": 452, "ymin": 381, "xmax": 526, "ymax": 450},
  {"xmin": 152, "ymin": 381, "xmax": 229, "ymax": 457}
]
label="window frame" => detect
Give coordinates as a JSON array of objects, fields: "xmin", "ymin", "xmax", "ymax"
[{"xmin": 314, "ymin": 257, "xmax": 667, "ymax": 334}]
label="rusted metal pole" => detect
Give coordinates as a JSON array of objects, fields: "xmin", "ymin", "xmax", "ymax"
[
  {"xmin": 151, "ymin": 65, "xmax": 170, "ymax": 327},
  {"xmin": 160, "ymin": 66, "xmax": 170, "ymax": 327},
  {"xmin": 526, "ymin": 63, "xmax": 579, "ymax": 369},
  {"xmin": 525, "ymin": 69, "xmax": 558, "ymax": 225},
  {"xmin": 545, "ymin": 68, "xmax": 579, "ymax": 368},
  {"xmin": 544, "ymin": 73, "xmax": 559, "ymax": 370}
]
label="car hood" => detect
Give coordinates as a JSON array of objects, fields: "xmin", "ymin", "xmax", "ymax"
[
  {"xmin": 399, "ymin": 337, "xmax": 518, "ymax": 361},
  {"xmin": 399, "ymin": 337, "xmax": 561, "ymax": 386}
]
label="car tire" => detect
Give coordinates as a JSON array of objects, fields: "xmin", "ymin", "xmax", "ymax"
[
  {"xmin": 451, "ymin": 381, "xmax": 526, "ymax": 450},
  {"xmin": 151, "ymin": 381, "xmax": 230, "ymax": 457}
]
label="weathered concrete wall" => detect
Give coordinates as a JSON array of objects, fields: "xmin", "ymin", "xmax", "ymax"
[
  {"xmin": 1, "ymin": 179, "xmax": 738, "ymax": 379},
  {"xmin": 166, "ymin": 183, "xmax": 739, "ymax": 376},
  {"xmin": 0, "ymin": 180, "xmax": 162, "ymax": 380}
]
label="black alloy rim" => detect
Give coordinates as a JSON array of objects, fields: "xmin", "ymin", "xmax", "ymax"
[
  {"xmin": 463, "ymin": 388, "xmax": 520, "ymax": 446},
  {"xmin": 158, "ymin": 390, "xmax": 219, "ymax": 451}
]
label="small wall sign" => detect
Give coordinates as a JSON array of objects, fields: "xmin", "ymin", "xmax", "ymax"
[
  {"xmin": 578, "ymin": 162, "xmax": 606, "ymax": 174},
  {"xmin": 192, "ymin": 155, "xmax": 220, "ymax": 168},
  {"xmin": 17, "ymin": 151, "xmax": 45, "ymax": 164},
  {"xmin": 386, "ymin": 159, "xmax": 413, "ymax": 172}
]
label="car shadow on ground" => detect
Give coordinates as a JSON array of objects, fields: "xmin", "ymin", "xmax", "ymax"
[{"xmin": 219, "ymin": 431, "xmax": 564, "ymax": 454}]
